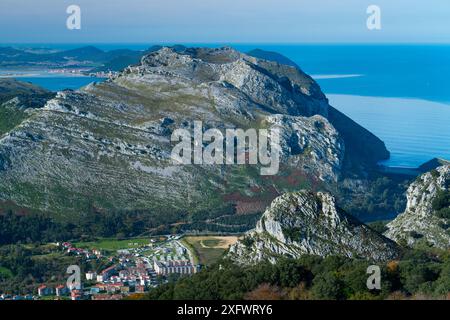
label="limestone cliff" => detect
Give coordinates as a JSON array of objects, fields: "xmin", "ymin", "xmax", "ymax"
[
  {"xmin": 385, "ymin": 165, "xmax": 450, "ymax": 249},
  {"xmin": 228, "ymin": 190, "xmax": 400, "ymax": 264}
]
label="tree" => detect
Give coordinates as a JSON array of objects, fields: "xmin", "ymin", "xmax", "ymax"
[
  {"xmin": 311, "ymin": 272, "xmax": 344, "ymax": 300},
  {"xmin": 245, "ymin": 284, "xmax": 284, "ymax": 300}
]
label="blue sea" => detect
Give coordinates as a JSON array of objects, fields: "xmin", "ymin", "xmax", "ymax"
[
  {"xmin": 14, "ymin": 75, "xmax": 105, "ymax": 91},
  {"xmin": 2, "ymin": 44, "xmax": 450, "ymax": 168}
]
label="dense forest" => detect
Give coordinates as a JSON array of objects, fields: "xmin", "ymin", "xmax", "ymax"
[
  {"xmin": 146, "ymin": 249, "xmax": 450, "ymax": 300},
  {"xmin": 0, "ymin": 207, "xmax": 186, "ymax": 245}
]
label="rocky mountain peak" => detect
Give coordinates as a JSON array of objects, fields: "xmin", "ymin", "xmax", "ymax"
[
  {"xmin": 119, "ymin": 46, "xmax": 328, "ymax": 117},
  {"xmin": 0, "ymin": 47, "xmax": 389, "ymax": 229},
  {"xmin": 228, "ymin": 190, "xmax": 400, "ymax": 265}
]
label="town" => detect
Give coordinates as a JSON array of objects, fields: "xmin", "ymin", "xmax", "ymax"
[{"xmin": 0, "ymin": 235, "xmax": 203, "ymax": 300}]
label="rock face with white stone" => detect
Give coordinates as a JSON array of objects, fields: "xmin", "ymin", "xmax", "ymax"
[
  {"xmin": 0, "ymin": 47, "xmax": 388, "ymax": 228},
  {"xmin": 228, "ymin": 190, "xmax": 400, "ymax": 265},
  {"xmin": 385, "ymin": 165, "xmax": 450, "ymax": 249}
]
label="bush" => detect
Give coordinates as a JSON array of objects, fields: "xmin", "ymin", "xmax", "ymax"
[
  {"xmin": 432, "ymin": 190, "xmax": 450, "ymax": 212},
  {"xmin": 435, "ymin": 207, "xmax": 450, "ymax": 219},
  {"xmin": 409, "ymin": 231, "xmax": 423, "ymax": 239}
]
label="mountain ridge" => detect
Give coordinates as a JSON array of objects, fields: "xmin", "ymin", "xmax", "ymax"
[
  {"xmin": 0, "ymin": 47, "xmax": 390, "ymax": 232},
  {"xmin": 228, "ymin": 190, "xmax": 401, "ymax": 264}
]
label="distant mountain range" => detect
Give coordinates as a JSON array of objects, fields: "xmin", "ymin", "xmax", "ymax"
[{"xmin": 0, "ymin": 45, "xmax": 159, "ymax": 70}]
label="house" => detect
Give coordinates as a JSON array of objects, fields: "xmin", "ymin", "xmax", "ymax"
[
  {"xmin": 135, "ymin": 285, "xmax": 146, "ymax": 293},
  {"xmin": 92, "ymin": 294, "xmax": 123, "ymax": 300},
  {"xmin": 71, "ymin": 289, "xmax": 83, "ymax": 300},
  {"xmin": 119, "ymin": 270, "xmax": 129, "ymax": 278},
  {"xmin": 92, "ymin": 284, "xmax": 107, "ymax": 292},
  {"xmin": 68, "ymin": 281, "xmax": 82, "ymax": 291},
  {"xmin": 98, "ymin": 265, "xmax": 117, "ymax": 282},
  {"xmin": 85, "ymin": 252, "xmax": 96, "ymax": 259},
  {"xmin": 55, "ymin": 285, "xmax": 70, "ymax": 296},
  {"xmin": 38, "ymin": 285, "xmax": 53, "ymax": 297},
  {"xmin": 86, "ymin": 271, "xmax": 97, "ymax": 281},
  {"xmin": 62, "ymin": 242, "xmax": 72, "ymax": 249},
  {"xmin": 120, "ymin": 286, "xmax": 130, "ymax": 294},
  {"xmin": 90, "ymin": 287, "xmax": 101, "ymax": 294}
]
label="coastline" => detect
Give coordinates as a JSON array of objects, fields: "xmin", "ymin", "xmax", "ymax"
[{"xmin": 327, "ymin": 94, "xmax": 450, "ymax": 168}]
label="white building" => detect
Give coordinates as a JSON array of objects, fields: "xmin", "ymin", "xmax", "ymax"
[
  {"xmin": 86, "ymin": 271, "xmax": 97, "ymax": 281},
  {"xmin": 153, "ymin": 260, "xmax": 197, "ymax": 275},
  {"xmin": 37, "ymin": 285, "xmax": 53, "ymax": 297}
]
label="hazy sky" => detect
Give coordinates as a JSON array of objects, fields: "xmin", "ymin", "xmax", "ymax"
[{"xmin": 1, "ymin": 0, "xmax": 450, "ymax": 43}]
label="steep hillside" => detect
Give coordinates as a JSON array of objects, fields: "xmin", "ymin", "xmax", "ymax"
[
  {"xmin": 0, "ymin": 47, "xmax": 388, "ymax": 231},
  {"xmin": 0, "ymin": 78, "xmax": 54, "ymax": 105},
  {"xmin": 228, "ymin": 191, "xmax": 400, "ymax": 264},
  {"xmin": 0, "ymin": 79, "xmax": 55, "ymax": 136},
  {"xmin": 385, "ymin": 165, "xmax": 450, "ymax": 249}
]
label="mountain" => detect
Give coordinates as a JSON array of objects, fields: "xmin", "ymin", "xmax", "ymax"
[
  {"xmin": 385, "ymin": 165, "xmax": 450, "ymax": 249},
  {"xmin": 91, "ymin": 45, "xmax": 164, "ymax": 72},
  {"xmin": 0, "ymin": 47, "xmax": 389, "ymax": 232},
  {"xmin": 228, "ymin": 190, "xmax": 400, "ymax": 264},
  {"xmin": 0, "ymin": 79, "xmax": 55, "ymax": 136},
  {"xmin": 52, "ymin": 45, "xmax": 106, "ymax": 61}
]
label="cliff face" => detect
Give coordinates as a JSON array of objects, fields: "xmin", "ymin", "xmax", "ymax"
[
  {"xmin": 0, "ymin": 47, "xmax": 388, "ymax": 227},
  {"xmin": 385, "ymin": 165, "xmax": 450, "ymax": 249},
  {"xmin": 228, "ymin": 190, "xmax": 400, "ymax": 265},
  {"xmin": 246, "ymin": 48, "xmax": 390, "ymax": 173}
]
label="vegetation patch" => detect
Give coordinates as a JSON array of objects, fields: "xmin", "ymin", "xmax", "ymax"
[
  {"xmin": 432, "ymin": 189, "xmax": 450, "ymax": 219},
  {"xmin": 0, "ymin": 106, "xmax": 28, "ymax": 136},
  {"xmin": 146, "ymin": 248, "xmax": 450, "ymax": 300}
]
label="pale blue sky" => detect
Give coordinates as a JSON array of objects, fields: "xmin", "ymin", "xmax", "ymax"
[{"xmin": 1, "ymin": 0, "xmax": 449, "ymax": 43}]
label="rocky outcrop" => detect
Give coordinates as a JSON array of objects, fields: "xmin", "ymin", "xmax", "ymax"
[
  {"xmin": 0, "ymin": 47, "xmax": 388, "ymax": 228},
  {"xmin": 228, "ymin": 190, "xmax": 400, "ymax": 264},
  {"xmin": 385, "ymin": 165, "xmax": 450, "ymax": 249},
  {"xmin": 244, "ymin": 48, "xmax": 390, "ymax": 171},
  {"xmin": 265, "ymin": 114, "xmax": 344, "ymax": 183}
]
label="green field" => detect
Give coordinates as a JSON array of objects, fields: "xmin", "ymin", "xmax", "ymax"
[{"xmin": 74, "ymin": 238, "xmax": 153, "ymax": 252}]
